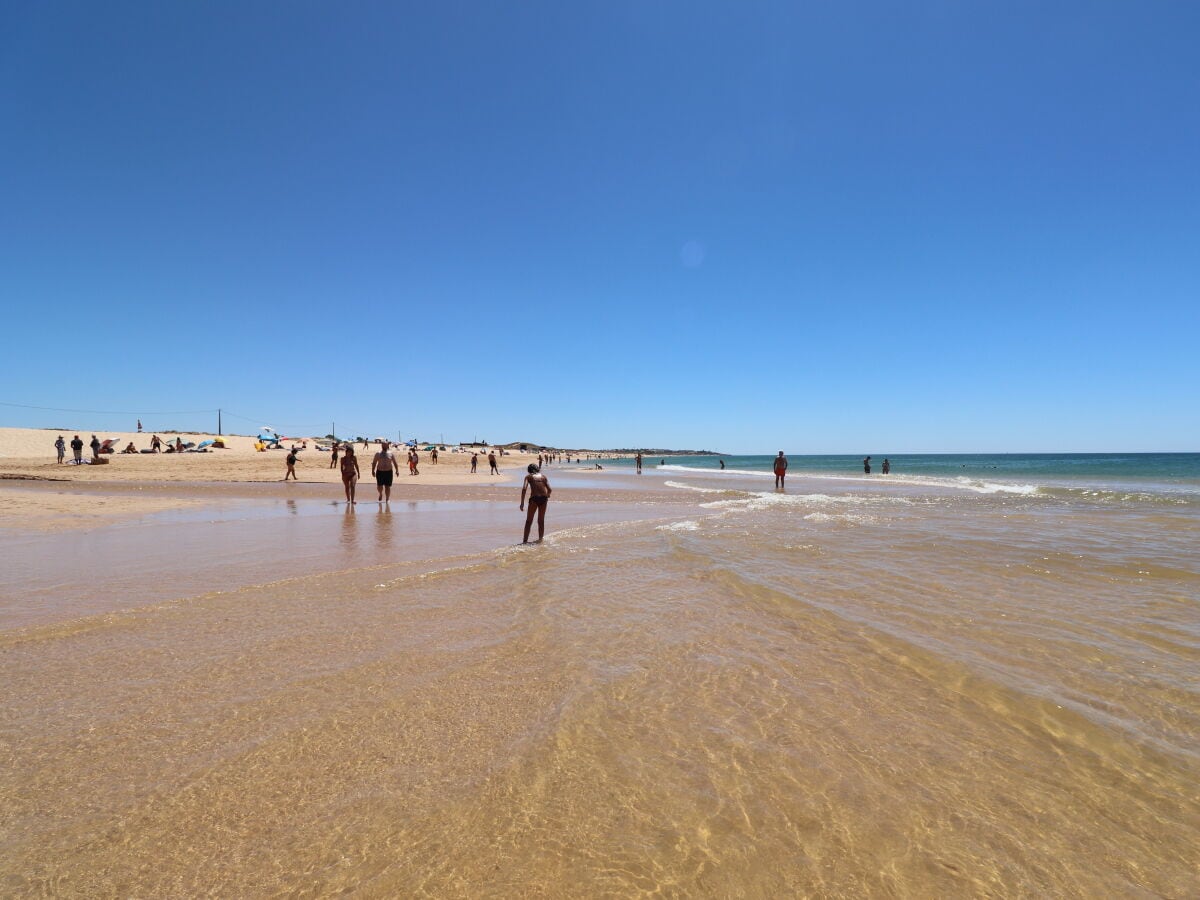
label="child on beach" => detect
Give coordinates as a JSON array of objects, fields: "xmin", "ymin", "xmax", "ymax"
[{"xmin": 285, "ymin": 448, "xmax": 298, "ymax": 481}]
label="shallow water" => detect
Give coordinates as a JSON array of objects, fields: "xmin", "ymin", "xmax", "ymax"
[{"xmin": 1, "ymin": 472, "xmax": 1197, "ymax": 896}]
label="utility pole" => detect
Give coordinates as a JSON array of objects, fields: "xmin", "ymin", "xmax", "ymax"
[{"xmin": 218, "ymin": 409, "xmax": 222, "ymax": 436}]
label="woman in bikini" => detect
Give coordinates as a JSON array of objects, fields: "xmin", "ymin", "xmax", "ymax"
[{"xmin": 340, "ymin": 444, "xmax": 361, "ymax": 504}]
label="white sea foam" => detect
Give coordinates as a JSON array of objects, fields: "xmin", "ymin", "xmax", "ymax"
[
  {"xmin": 700, "ymin": 492, "xmax": 913, "ymax": 511},
  {"xmin": 656, "ymin": 520, "xmax": 701, "ymax": 532},
  {"xmin": 659, "ymin": 465, "xmax": 1041, "ymax": 496},
  {"xmin": 663, "ymin": 480, "xmax": 731, "ymax": 494}
]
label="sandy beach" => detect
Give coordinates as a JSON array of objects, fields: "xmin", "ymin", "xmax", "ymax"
[{"xmin": 1, "ymin": 432, "xmax": 1197, "ymax": 895}]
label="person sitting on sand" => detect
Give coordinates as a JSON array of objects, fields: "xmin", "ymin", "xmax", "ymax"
[
  {"xmin": 123, "ymin": 442, "xmax": 137, "ymax": 454},
  {"xmin": 520, "ymin": 464, "xmax": 552, "ymax": 543},
  {"xmin": 340, "ymin": 444, "xmax": 360, "ymax": 504},
  {"xmin": 285, "ymin": 447, "xmax": 298, "ymax": 481},
  {"xmin": 175, "ymin": 437, "xmax": 184, "ymax": 453},
  {"xmin": 774, "ymin": 451, "xmax": 788, "ymax": 489},
  {"xmin": 372, "ymin": 440, "xmax": 398, "ymax": 502}
]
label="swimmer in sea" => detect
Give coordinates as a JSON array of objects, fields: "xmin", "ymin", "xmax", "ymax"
[
  {"xmin": 520, "ymin": 463, "xmax": 552, "ymax": 543},
  {"xmin": 882, "ymin": 458, "xmax": 891, "ymax": 475},
  {"xmin": 863, "ymin": 456, "xmax": 872, "ymax": 475}
]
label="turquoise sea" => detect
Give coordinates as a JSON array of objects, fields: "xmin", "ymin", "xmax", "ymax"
[{"xmin": 601, "ymin": 452, "xmax": 1200, "ymax": 494}]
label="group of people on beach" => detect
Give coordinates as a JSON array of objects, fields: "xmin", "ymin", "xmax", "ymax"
[
  {"xmin": 319, "ymin": 440, "xmax": 552, "ymax": 542},
  {"xmin": 770, "ymin": 452, "xmax": 892, "ymax": 487}
]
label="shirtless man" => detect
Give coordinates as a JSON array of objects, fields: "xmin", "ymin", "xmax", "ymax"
[
  {"xmin": 372, "ymin": 440, "xmax": 398, "ymax": 502},
  {"xmin": 488, "ymin": 451, "xmax": 499, "ymax": 474},
  {"xmin": 520, "ymin": 464, "xmax": 552, "ymax": 543},
  {"xmin": 774, "ymin": 451, "xmax": 788, "ymax": 489},
  {"xmin": 636, "ymin": 451, "xmax": 643, "ymax": 474},
  {"xmin": 863, "ymin": 456, "xmax": 872, "ymax": 475},
  {"xmin": 470, "ymin": 453, "xmax": 478, "ymax": 473}
]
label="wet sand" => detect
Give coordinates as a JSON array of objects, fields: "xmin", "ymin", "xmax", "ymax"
[{"xmin": 2, "ymin": 468, "xmax": 1197, "ymax": 896}]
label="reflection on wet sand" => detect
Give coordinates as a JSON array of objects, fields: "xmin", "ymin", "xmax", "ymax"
[{"xmin": 1, "ymin": 475, "xmax": 1196, "ymax": 895}]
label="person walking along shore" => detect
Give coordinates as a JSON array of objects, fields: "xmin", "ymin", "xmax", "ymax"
[
  {"xmin": 373, "ymin": 440, "xmax": 398, "ymax": 502},
  {"xmin": 340, "ymin": 444, "xmax": 360, "ymax": 504},
  {"xmin": 520, "ymin": 463, "xmax": 552, "ymax": 543}
]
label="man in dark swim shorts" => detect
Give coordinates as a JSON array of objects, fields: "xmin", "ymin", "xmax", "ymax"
[{"xmin": 372, "ymin": 440, "xmax": 398, "ymax": 502}]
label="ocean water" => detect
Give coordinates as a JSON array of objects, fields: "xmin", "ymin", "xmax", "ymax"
[
  {"xmin": 614, "ymin": 451, "xmax": 1200, "ymax": 490},
  {"xmin": 2, "ymin": 467, "xmax": 1197, "ymax": 895}
]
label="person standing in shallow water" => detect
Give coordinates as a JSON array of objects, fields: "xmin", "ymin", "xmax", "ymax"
[
  {"xmin": 636, "ymin": 451, "xmax": 643, "ymax": 474},
  {"xmin": 373, "ymin": 441, "xmax": 398, "ymax": 502},
  {"xmin": 863, "ymin": 456, "xmax": 872, "ymax": 474},
  {"xmin": 882, "ymin": 458, "xmax": 891, "ymax": 475},
  {"xmin": 339, "ymin": 444, "xmax": 360, "ymax": 504},
  {"xmin": 520, "ymin": 463, "xmax": 552, "ymax": 543},
  {"xmin": 774, "ymin": 451, "xmax": 787, "ymax": 488}
]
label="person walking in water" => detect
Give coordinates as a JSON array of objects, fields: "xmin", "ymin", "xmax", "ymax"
[
  {"xmin": 882, "ymin": 458, "xmax": 891, "ymax": 475},
  {"xmin": 372, "ymin": 440, "xmax": 398, "ymax": 502},
  {"xmin": 488, "ymin": 451, "xmax": 499, "ymax": 474},
  {"xmin": 719, "ymin": 459, "xmax": 725, "ymax": 470},
  {"xmin": 774, "ymin": 451, "xmax": 788, "ymax": 488},
  {"xmin": 55, "ymin": 435, "xmax": 66, "ymax": 464},
  {"xmin": 520, "ymin": 463, "xmax": 552, "ymax": 543},
  {"xmin": 284, "ymin": 447, "xmax": 298, "ymax": 481},
  {"xmin": 635, "ymin": 451, "xmax": 643, "ymax": 474},
  {"xmin": 863, "ymin": 456, "xmax": 872, "ymax": 474},
  {"xmin": 340, "ymin": 444, "xmax": 360, "ymax": 504}
]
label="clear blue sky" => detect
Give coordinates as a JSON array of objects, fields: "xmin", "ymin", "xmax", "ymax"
[{"xmin": 2, "ymin": 2, "xmax": 1197, "ymax": 452}]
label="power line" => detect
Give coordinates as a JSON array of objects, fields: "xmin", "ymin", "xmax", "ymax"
[{"xmin": 0, "ymin": 400, "xmax": 217, "ymax": 416}]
